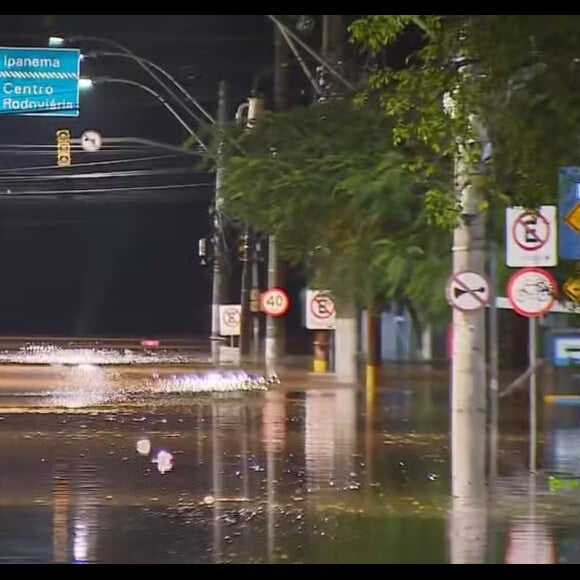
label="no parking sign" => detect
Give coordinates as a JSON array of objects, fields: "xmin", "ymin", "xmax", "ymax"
[{"xmin": 305, "ymin": 290, "xmax": 336, "ymax": 330}]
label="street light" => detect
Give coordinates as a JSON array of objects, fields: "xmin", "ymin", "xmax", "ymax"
[
  {"xmin": 80, "ymin": 76, "xmax": 207, "ymax": 151},
  {"xmin": 83, "ymin": 50, "xmax": 214, "ymax": 125},
  {"xmin": 54, "ymin": 35, "xmax": 231, "ymax": 361},
  {"xmin": 49, "ymin": 35, "xmax": 213, "ymax": 126}
]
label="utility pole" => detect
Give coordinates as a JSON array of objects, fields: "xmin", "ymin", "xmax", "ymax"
[
  {"xmin": 450, "ymin": 108, "xmax": 488, "ymax": 499},
  {"xmin": 239, "ymin": 229, "xmax": 252, "ymax": 356},
  {"xmin": 239, "ymin": 96, "xmax": 266, "ymax": 358},
  {"xmin": 210, "ymin": 80, "xmax": 228, "ymax": 364},
  {"xmin": 265, "ymin": 26, "xmax": 290, "ymax": 365}
]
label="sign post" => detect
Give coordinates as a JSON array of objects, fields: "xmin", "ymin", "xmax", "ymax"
[
  {"xmin": 507, "ymin": 267, "xmax": 559, "ymax": 473},
  {"xmin": 0, "ymin": 47, "xmax": 81, "ymax": 117}
]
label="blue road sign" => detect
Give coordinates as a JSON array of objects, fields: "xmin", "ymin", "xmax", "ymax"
[
  {"xmin": 545, "ymin": 329, "xmax": 580, "ymax": 367},
  {"xmin": 559, "ymin": 166, "xmax": 580, "ymax": 261},
  {"xmin": 0, "ymin": 47, "xmax": 81, "ymax": 117}
]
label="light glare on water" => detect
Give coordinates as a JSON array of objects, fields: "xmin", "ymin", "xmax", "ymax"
[{"xmin": 0, "ymin": 369, "xmax": 577, "ymax": 563}]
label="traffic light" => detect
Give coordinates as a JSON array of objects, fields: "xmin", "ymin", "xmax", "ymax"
[{"xmin": 56, "ymin": 129, "xmax": 71, "ymax": 167}]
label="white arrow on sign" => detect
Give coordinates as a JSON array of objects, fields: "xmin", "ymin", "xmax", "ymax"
[
  {"xmin": 81, "ymin": 130, "xmax": 102, "ymax": 152},
  {"xmin": 553, "ymin": 337, "xmax": 580, "ymax": 366},
  {"xmin": 446, "ymin": 271, "xmax": 490, "ymax": 312}
]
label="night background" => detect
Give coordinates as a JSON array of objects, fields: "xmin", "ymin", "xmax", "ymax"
[{"xmin": 0, "ymin": 15, "xmax": 305, "ymax": 339}]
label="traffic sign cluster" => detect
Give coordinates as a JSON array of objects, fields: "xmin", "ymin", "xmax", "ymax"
[
  {"xmin": 504, "ymin": 205, "xmax": 560, "ymax": 317},
  {"xmin": 446, "ymin": 204, "xmax": 568, "ymax": 318}
]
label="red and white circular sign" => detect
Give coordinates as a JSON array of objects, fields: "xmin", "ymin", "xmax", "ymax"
[
  {"xmin": 512, "ymin": 210, "xmax": 550, "ymax": 251},
  {"xmin": 260, "ymin": 287, "xmax": 290, "ymax": 318},
  {"xmin": 507, "ymin": 267, "xmax": 558, "ymax": 318},
  {"xmin": 310, "ymin": 292, "xmax": 335, "ymax": 320}
]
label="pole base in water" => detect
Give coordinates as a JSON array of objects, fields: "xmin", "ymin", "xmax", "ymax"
[
  {"xmin": 313, "ymin": 359, "xmax": 327, "ymax": 373},
  {"xmin": 366, "ymin": 364, "xmax": 379, "ymax": 390}
]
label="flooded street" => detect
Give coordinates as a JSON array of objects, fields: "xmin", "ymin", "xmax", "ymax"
[{"xmin": 0, "ymin": 360, "xmax": 578, "ymax": 563}]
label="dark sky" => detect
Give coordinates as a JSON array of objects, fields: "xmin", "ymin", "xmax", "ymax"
[{"xmin": 0, "ymin": 15, "xmax": 277, "ymax": 338}]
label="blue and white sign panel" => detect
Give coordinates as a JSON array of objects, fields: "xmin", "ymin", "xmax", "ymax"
[
  {"xmin": 0, "ymin": 47, "xmax": 81, "ymax": 117},
  {"xmin": 559, "ymin": 167, "xmax": 580, "ymax": 261},
  {"xmin": 546, "ymin": 330, "xmax": 580, "ymax": 367}
]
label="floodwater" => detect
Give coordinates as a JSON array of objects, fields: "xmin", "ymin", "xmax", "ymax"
[{"xmin": 0, "ymin": 364, "xmax": 578, "ymax": 563}]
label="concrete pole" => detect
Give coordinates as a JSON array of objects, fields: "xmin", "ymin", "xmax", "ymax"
[
  {"xmin": 210, "ymin": 81, "xmax": 227, "ymax": 364},
  {"xmin": 320, "ymin": 14, "xmax": 359, "ymax": 383},
  {"xmin": 265, "ymin": 27, "xmax": 290, "ymax": 365},
  {"xmin": 488, "ymin": 238, "xmax": 500, "ymax": 479},
  {"xmin": 450, "ymin": 105, "xmax": 488, "ymax": 500}
]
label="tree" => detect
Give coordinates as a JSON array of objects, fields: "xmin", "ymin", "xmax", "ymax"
[
  {"xmin": 210, "ymin": 99, "xmax": 451, "ymax": 325},
  {"xmin": 349, "ymin": 15, "xmax": 580, "ymax": 233}
]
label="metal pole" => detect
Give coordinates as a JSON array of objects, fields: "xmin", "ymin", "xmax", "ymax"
[
  {"xmin": 529, "ymin": 316, "xmax": 538, "ymax": 472},
  {"xmin": 251, "ymin": 240, "xmax": 261, "ymax": 361},
  {"xmin": 489, "ymin": 240, "xmax": 499, "ymax": 479},
  {"xmin": 211, "ymin": 81, "xmax": 227, "ymax": 363},
  {"xmin": 265, "ymin": 28, "xmax": 289, "ymax": 365},
  {"xmin": 240, "ymin": 230, "xmax": 252, "ymax": 357},
  {"xmin": 265, "ymin": 235, "xmax": 278, "ymax": 363}
]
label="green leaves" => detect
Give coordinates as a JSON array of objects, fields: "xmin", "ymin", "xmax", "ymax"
[
  {"xmin": 350, "ymin": 14, "xmax": 580, "ymax": 212},
  {"xmin": 204, "ymin": 100, "xmax": 448, "ymax": 321}
]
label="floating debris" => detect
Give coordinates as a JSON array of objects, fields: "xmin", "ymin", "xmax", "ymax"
[{"xmin": 136, "ymin": 439, "xmax": 152, "ymax": 457}]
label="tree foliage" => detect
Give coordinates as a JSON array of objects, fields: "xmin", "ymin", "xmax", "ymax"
[
  {"xmin": 350, "ymin": 15, "xmax": 580, "ymax": 230},
  {"xmin": 211, "ymin": 100, "xmax": 450, "ymax": 322}
]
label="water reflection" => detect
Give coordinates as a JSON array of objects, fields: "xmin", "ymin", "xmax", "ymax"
[
  {"xmin": 305, "ymin": 389, "xmax": 356, "ymax": 491},
  {"xmin": 505, "ymin": 518, "xmax": 556, "ymax": 564},
  {"xmin": 2, "ymin": 380, "xmax": 580, "ymax": 562}
]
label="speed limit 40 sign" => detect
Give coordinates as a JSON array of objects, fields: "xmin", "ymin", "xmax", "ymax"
[{"xmin": 260, "ymin": 287, "xmax": 290, "ymax": 317}]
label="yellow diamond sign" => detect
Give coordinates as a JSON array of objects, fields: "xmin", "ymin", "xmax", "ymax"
[
  {"xmin": 563, "ymin": 276, "xmax": 580, "ymax": 303},
  {"xmin": 565, "ymin": 202, "xmax": 580, "ymax": 234}
]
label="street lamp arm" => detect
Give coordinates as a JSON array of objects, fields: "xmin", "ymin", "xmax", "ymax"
[
  {"xmin": 62, "ymin": 34, "xmax": 213, "ymax": 126},
  {"xmin": 86, "ymin": 49, "xmax": 215, "ymax": 125},
  {"xmin": 91, "ymin": 77, "xmax": 207, "ymax": 151}
]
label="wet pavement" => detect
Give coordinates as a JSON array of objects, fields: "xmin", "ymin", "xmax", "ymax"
[{"xmin": 0, "ymin": 358, "xmax": 578, "ymax": 563}]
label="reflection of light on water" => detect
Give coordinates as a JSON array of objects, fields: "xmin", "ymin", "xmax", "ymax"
[
  {"xmin": 550, "ymin": 428, "xmax": 580, "ymax": 476},
  {"xmin": 0, "ymin": 344, "xmax": 210, "ymax": 365},
  {"xmin": 448, "ymin": 497, "xmax": 488, "ymax": 564},
  {"xmin": 50, "ymin": 364, "xmax": 113, "ymax": 408},
  {"xmin": 262, "ymin": 391, "xmax": 286, "ymax": 454},
  {"xmin": 155, "ymin": 371, "xmax": 279, "ymax": 394},
  {"xmin": 304, "ymin": 390, "xmax": 357, "ymax": 490},
  {"xmin": 73, "ymin": 520, "xmax": 89, "ymax": 563},
  {"xmin": 152, "ymin": 450, "xmax": 174, "ymax": 474},
  {"xmin": 505, "ymin": 519, "xmax": 556, "ymax": 564}
]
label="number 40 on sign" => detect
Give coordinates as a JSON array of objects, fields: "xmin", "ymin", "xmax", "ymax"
[{"xmin": 260, "ymin": 287, "xmax": 290, "ymax": 318}]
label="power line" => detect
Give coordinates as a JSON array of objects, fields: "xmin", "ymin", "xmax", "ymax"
[
  {"xmin": 0, "ymin": 182, "xmax": 213, "ymax": 196},
  {"xmin": 0, "ymin": 167, "xmax": 203, "ymax": 182},
  {"xmin": 0, "ymin": 154, "xmax": 187, "ymax": 174}
]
